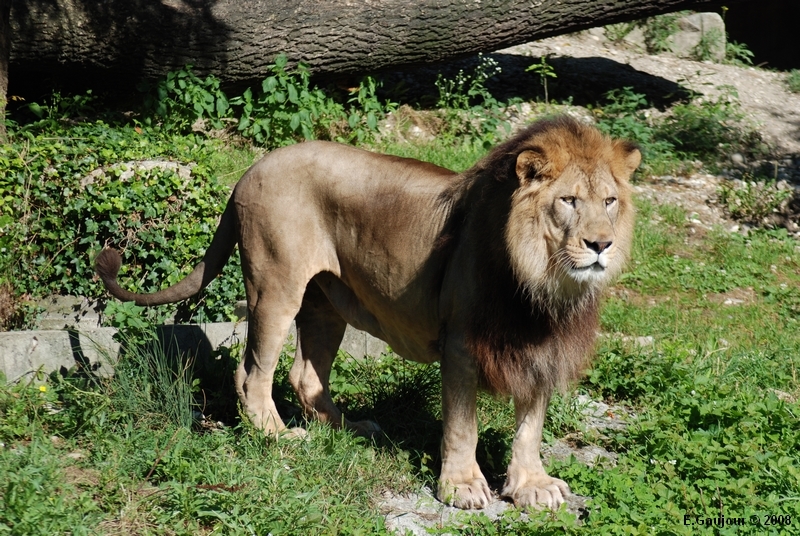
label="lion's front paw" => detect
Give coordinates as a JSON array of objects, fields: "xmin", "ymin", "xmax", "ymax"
[
  {"xmin": 502, "ymin": 474, "xmax": 570, "ymax": 510},
  {"xmin": 437, "ymin": 477, "xmax": 493, "ymax": 509}
]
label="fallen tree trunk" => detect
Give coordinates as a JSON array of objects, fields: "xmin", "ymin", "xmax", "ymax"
[{"xmin": 10, "ymin": 0, "xmax": 739, "ymax": 93}]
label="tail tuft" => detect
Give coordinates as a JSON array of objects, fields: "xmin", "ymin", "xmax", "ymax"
[{"xmin": 95, "ymin": 248, "xmax": 123, "ymax": 286}]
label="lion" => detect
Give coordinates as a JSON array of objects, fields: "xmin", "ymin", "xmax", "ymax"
[{"xmin": 96, "ymin": 115, "xmax": 640, "ymax": 511}]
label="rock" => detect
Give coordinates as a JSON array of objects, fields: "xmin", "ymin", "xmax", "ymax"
[
  {"xmin": 622, "ymin": 26, "xmax": 647, "ymax": 52},
  {"xmin": 381, "ymin": 486, "xmax": 589, "ymax": 535},
  {"xmin": 730, "ymin": 153, "xmax": 745, "ymax": 166},
  {"xmin": 35, "ymin": 296, "xmax": 104, "ymax": 330},
  {"xmin": 671, "ymin": 13, "xmax": 726, "ymax": 62}
]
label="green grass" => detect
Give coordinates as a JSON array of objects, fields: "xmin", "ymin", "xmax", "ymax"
[
  {"xmin": 379, "ymin": 140, "xmax": 488, "ymax": 172},
  {"xmin": 3, "ymin": 192, "xmax": 798, "ymax": 534},
  {"xmin": 2, "ymin": 61, "xmax": 799, "ymax": 533}
]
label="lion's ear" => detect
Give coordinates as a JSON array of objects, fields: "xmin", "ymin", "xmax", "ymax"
[
  {"xmin": 515, "ymin": 148, "xmax": 550, "ymax": 184},
  {"xmin": 614, "ymin": 141, "xmax": 642, "ymax": 177}
]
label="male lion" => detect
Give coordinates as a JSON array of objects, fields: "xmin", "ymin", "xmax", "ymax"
[{"xmin": 96, "ymin": 116, "xmax": 639, "ymax": 511}]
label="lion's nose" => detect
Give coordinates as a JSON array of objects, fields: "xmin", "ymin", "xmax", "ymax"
[{"xmin": 584, "ymin": 239, "xmax": 612, "ymax": 253}]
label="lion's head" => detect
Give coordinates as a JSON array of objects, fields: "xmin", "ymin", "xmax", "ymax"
[
  {"xmin": 501, "ymin": 117, "xmax": 639, "ymax": 310},
  {"xmin": 464, "ymin": 116, "xmax": 640, "ymax": 399}
]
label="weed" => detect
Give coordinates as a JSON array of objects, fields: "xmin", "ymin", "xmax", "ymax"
[
  {"xmin": 725, "ymin": 40, "xmax": 755, "ymax": 66},
  {"xmin": 230, "ymin": 54, "xmax": 339, "ymax": 146},
  {"xmin": 655, "ymin": 86, "xmax": 765, "ymax": 163},
  {"xmin": 27, "ymin": 90, "xmax": 97, "ymax": 123},
  {"xmin": 787, "ymin": 70, "xmax": 800, "ymax": 94},
  {"xmin": 593, "ymin": 87, "xmax": 677, "ymax": 175},
  {"xmin": 342, "ymin": 75, "xmax": 398, "ymax": 143},
  {"xmin": 143, "ymin": 56, "xmax": 393, "ymax": 148},
  {"xmin": 144, "ymin": 65, "xmax": 230, "ymax": 131},
  {"xmin": 718, "ymin": 176, "xmax": 793, "ymax": 223},
  {"xmin": 435, "ymin": 54, "xmax": 501, "ymax": 111},
  {"xmin": 603, "ymin": 22, "xmax": 636, "ymax": 43},
  {"xmin": 594, "ymin": 84, "xmax": 766, "ymax": 174},
  {"xmin": 105, "ymin": 325, "xmax": 199, "ymax": 429},
  {"xmin": 526, "ymin": 56, "xmax": 557, "ymax": 105},
  {"xmin": 642, "ymin": 13, "xmax": 681, "ymax": 54},
  {"xmin": 692, "ymin": 27, "xmax": 724, "ymax": 62},
  {"xmin": 434, "ymin": 54, "xmax": 514, "ymax": 147}
]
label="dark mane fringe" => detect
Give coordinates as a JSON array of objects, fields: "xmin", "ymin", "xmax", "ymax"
[
  {"xmin": 458, "ymin": 116, "xmax": 603, "ymax": 400},
  {"xmin": 465, "ymin": 264, "xmax": 599, "ymax": 401}
]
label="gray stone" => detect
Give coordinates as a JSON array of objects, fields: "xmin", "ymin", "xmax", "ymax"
[
  {"xmin": 671, "ymin": 12, "xmax": 726, "ymax": 61},
  {"xmin": 2, "ymin": 318, "xmax": 390, "ymax": 382},
  {"xmin": 622, "ymin": 26, "xmax": 647, "ymax": 52},
  {"xmin": 36, "ymin": 296, "xmax": 104, "ymax": 330},
  {"xmin": 1, "ymin": 327, "xmax": 117, "ymax": 383}
]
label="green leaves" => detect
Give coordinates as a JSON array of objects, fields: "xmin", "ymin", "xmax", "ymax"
[
  {"xmin": 148, "ymin": 65, "xmax": 230, "ymax": 130},
  {"xmin": 0, "ymin": 122, "xmax": 244, "ymax": 323},
  {"xmin": 145, "ymin": 55, "xmax": 393, "ymax": 148},
  {"xmin": 433, "ymin": 54, "xmax": 515, "ymax": 148}
]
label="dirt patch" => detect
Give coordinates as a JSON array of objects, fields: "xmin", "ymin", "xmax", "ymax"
[
  {"xmin": 706, "ymin": 287, "xmax": 757, "ymax": 306},
  {"xmin": 62, "ymin": 464, "xmax": 101, "ymax": 488}
]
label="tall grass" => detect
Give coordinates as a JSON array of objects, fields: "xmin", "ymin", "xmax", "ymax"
[{"xmin": 110, "ymin": 330, "xmax": 198, "ymax": 429}]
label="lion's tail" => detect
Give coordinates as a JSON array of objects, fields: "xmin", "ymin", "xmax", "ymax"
[{"xmin": 95, "ymin": 201, "xmax": 238, "ymax": 306}]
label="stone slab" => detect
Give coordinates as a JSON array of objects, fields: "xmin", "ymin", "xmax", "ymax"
[{"xmin": 1, "ymin": 321, "xmax": 389, "ymax": 383}]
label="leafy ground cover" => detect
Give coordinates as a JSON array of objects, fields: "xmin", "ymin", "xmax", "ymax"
[
  {"xmin": 2, "ymin": 208, "xmax": 798, "ymax": 534},
  {"xmin": 2, "ymin": 37, "xmax": 799, "ymax": 534}
]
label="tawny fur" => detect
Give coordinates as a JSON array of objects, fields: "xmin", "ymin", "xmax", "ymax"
[{"xmin": 95, "ymin": 115, "xmax": 640, "ymax": 511}]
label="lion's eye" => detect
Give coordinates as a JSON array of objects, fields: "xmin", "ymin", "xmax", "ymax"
[
  {"xmin": 605, "ymin": 197, "xmax": 617, "ymax": 206},
  {"xmin": 561, "ymin": 196, "xmax": 576, "ymax": 207}
]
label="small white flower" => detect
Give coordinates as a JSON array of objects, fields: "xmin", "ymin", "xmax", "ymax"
[{"xmin": 669, "ymin": 460, "xmax": 677, "ymax": 465}]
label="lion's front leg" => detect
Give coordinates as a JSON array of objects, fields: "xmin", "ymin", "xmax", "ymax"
[
  {"xmin": 436, "ymin": 349, "xmax": 492, "ymax": 509},
  {"xmin": 502, "ymin": 389, "xmax": 570, "ymax": 510}
]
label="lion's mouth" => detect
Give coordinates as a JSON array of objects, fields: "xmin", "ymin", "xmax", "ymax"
[
  {"xmin": 572, "ymin": 262, "xmax": 605, "ymax": 273},
  {"xmin": 568, "ymin": 261, "xmax": 607, "ymax": 282}
]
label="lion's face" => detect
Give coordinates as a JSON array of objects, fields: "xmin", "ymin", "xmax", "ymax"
[{"xmin": 505, "ymin": 128, "xmax": 640, "ymax": 304}]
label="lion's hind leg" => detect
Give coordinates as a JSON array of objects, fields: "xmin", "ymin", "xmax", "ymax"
[
  {"xmin": 289, "ymin": 280, "xmax": 380, "ymax": 437},
  {"xmin": 501, "ymin": 389, "xmax": 570, "ymax": 510},
  {"xmin": 235, "ymin": 275, "xmax": 308, "ymax": 438}
]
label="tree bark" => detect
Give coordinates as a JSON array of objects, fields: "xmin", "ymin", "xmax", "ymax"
[
  {"xmin": 10, "ymin": 0, "xmax": 738, "ymax": 93},
  {"xmin": 0, "ymin": 0, "xmax": 10, "ymax": 139}
]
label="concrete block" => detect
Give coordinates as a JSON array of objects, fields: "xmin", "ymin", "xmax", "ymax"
[
  {"xmin": 1, "ymin": 330, "xmax": 75, "ymax": 382},
  {"xmin": 1, "ymin": 328, "xmax": 117, "ymax": 383},
  {"xmin": 1, "ymin": 318, "xmax": 393, "ymax": 383},
  {"xmin": 366, "ymin": 334, "xmax": 390, "ymax": 357},
  {"xmin": 35, "ymin": 296, "xmax": 104, "ymax": 330}
]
